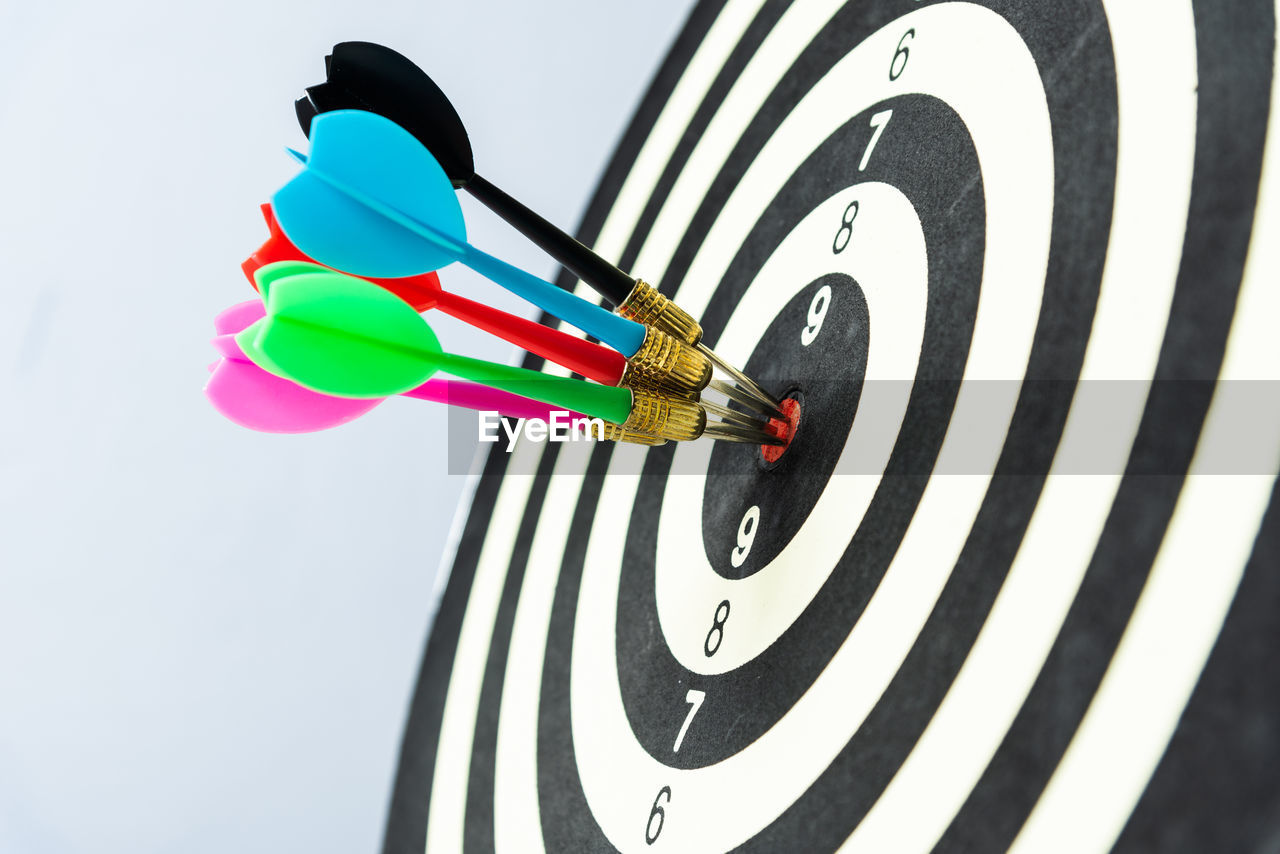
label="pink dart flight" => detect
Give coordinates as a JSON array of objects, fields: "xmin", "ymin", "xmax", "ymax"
[{"xmin": 205, "ymin": 299, "xmax": 579, "ymax": 433}]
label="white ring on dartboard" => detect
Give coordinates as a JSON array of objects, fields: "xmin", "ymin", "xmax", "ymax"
[
  {"xmin": 1009, "ymin": 4, "xmax": 1280, "ymax": 850},
  {"xmin": 421, "ymin": 3, "xmax": 1263, "ymax": 854},
  {"xmin": 414, "ymin": 1, "xmax": 1264, "ymax": 854},
  {"xmin": 540, "ymin": 0, "xmax": 770, "ymax": 370},
  {"xmin": 460, "ymin": 1, "xmax": 1049, "ymax": 850},
  {"xmin": 838, "ymin": 3, "xmax": 1203, "ymax": 851},
  {"xmin": 653, "ymin": 184, "xmax": 924, "ymax": 675},
  {"xmin": 426, "ymin": 440, "xmax": 545, "ymax": 854},
  {"xmin": 566, "ymin": 6, "xmax": 1053, "ymax": 851},
  {"xmin": 431, "ymin": 0, "xmax": 781, "ymax": 844},
  {"xmin": 617, "ymin": 94, "xmax": 981, "ymax": 768},
  {"xmin": 476, "ymin": 0, "xmax": 1044, "ymax": 850}
]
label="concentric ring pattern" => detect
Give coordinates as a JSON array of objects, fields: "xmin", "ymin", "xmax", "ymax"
[{"xmin": 384, "ymin": 2, "xmax": 1280, "ymax": 852}]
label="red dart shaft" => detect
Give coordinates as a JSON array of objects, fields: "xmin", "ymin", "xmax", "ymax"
[
  {"xmin": 245, "ymin": 202, "xmax": 444, "ymax": 311},
  {"xmin": 246, "ymin": 203, "xmax": 625, "ymax": 384},
  {"xmin": 433, "ymin": 290, "xmax": 626, "ymax": 385}
]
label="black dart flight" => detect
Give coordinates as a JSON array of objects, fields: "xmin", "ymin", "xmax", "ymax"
[{"xmin": 294, "ymin": 40, "xmax": 786, "ymax": 417}]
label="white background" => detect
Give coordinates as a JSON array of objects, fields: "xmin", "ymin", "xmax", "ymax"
[{"xmin": 0, "ymin": 2, "xmax": 695, "ymax": 851}]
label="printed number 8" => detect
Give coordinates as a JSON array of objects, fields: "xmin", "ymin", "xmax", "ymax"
[
  {"xmin": 832, "ymin": 200, "xmax": 859, "ymax": 254},
  {"xmin": 704, "ymin": 600, "xmax": 731, "ymax": 657}
]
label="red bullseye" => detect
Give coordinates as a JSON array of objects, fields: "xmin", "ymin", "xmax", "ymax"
[{"xmin": 761, "ymin": 397, "xmax": 801, "ymax": 464}]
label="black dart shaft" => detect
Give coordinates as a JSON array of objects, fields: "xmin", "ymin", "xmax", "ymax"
[
  {"xmin": 293, "ymin": 40, "xmax": 786, "ymax": 415},
  {"xmin": 465, "ymin": 179, "xmax": 783, "ymax": 414},
  {"xmin": 465, "ymin": 174, "xmax": 636, "ymax": 305},
  {"xmin": 468, "ymin": 173, "xmax": 784, "ymax": 416},
  {"xmin": 298, "ymin": 42, "xmax": 636, "ymax": 305},
  {"xmin": 468, "ymin": 176, "xmax": 785, "ymax": 414}
]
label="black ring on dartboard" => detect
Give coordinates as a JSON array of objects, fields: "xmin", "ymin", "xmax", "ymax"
[
  {"xmin": 380, "ymin": 1, "xmax": 735, "ymax": 850},
  {"xmin": 933, "ymin": 1, "xmax": 1274, "ymax": 851},
  {"xmin": 617, "ymin": 93, "xmax": 984, "ymax": 769},
  {"xmin": 699, "ymin": 271, "xmax": 870, "ymax": 580},
  {"xmin": 526, "ymin": 1, "xmax": 1119, "ymax": 850},
  {"xmin": 386, "ymin": 0, "xmax": 1279, "ymax": 850},
  {"xmin": 735, "ymin": 3, "xmax": 1273, "ymax": 853},
  {"xmin": 389, "ymin": 1, "xmax": 1269, "ymax": 854}
]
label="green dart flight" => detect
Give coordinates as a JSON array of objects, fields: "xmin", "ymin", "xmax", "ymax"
[{"xmin": 235, "ymin": 262, "xmax": 634, "ymax": 424}]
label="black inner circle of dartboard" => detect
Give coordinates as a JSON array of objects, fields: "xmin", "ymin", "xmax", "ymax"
[
  {"xmin": 519, "ymin": 3, "xmax": 1118, "ymax": 850},
  {"xmin": 701, "ymin": 274, "xmax": 868, "ymax": 578},
  {"xmin": 616, "ymin": 93, "xmax": 982, "ymax": 769}
]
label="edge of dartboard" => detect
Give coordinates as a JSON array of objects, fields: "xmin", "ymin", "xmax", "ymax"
[
  {"xmin": 381, "ymin": 1, "xmax": 1280, "ymax": 852},
  {"xmin": 379, "ymin": 4, "xmax": 730, "ymax": 852}
]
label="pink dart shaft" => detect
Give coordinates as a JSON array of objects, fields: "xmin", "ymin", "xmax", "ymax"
[{"xmin": 402, "ymin": 378, "xmax": 585, "ymax": 423}]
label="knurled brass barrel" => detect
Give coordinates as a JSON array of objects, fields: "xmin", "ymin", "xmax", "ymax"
[
  {"xmin": 621, "ymin": 389, "xmax": 707, "ymax": 442},
  {"xmin": 619, "ymin": 326, "xmax": 712, "ymax": 396},
  {"xmin": 618, "ymin": 280, "xmax": 703, "ymax": 346},
  {"xmin": 589, "ymin": 422, "xmax": 668, "ymax": 446}
]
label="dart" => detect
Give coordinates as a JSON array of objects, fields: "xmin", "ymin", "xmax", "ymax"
[
  {"xmin": 206, "ymin": 298, "xmax": 670, "ymax": 444},
  {"xmin": 237, "ymin": 263, "xmax": 781, "ymax": 445},
  {"xmin": 242, "ymin": 203, "xmax": 440, "ymax": 311},
  {"xmin": 244, "ymin": 204, "xmax": 628, "ymax": 386},
  {"xmin": 271, "ymin": 110, "xmax": 713, "ymax": 400},
  {"xmin": 293, "ymin": 41, "xmax": 783, "ymax": 415}
]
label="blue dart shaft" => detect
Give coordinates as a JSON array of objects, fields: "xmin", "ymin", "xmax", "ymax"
[
  {"xmin": 294, "ymin": 150, "xmax": 647, "ymax": 357},
  {"xmin": 459, "ymin": 245, "xmax": 646, "ymax": 357}
]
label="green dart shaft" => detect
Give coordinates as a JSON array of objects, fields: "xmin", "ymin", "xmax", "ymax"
[
  {"xmin": 435, "ymin": 352, "xmax": 632, "ymax": 424},
  {"xmin": 241, "ymin": 263, "xmax": 634, "ymax": 422}
]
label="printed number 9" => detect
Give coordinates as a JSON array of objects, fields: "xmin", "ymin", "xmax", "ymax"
[
  {"xmin": 801, "ymin": 286, "xmax": 833, "ymax": 347},
  {"xmin": 731, "ymin": 505, "xmax": 760, "ymax": 568}
]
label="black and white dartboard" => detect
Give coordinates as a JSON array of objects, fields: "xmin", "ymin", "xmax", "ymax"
[{"xmin": 383, "ymin": 1, "xmax": 1280, "ymax": 851}]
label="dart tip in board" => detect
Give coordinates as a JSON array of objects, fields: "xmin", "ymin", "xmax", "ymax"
[
  {"xmin": 761, "ymin": 396, "xmax": 801, "ymax": 465},
  {"xmin": 703, "ymin": 422, "xmax": 787, "ymax": 446}
]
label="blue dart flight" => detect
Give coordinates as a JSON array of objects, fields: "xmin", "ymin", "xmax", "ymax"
[{"xmin": 271, "ymin": 109, "xmax": 647, "ymax": 359}]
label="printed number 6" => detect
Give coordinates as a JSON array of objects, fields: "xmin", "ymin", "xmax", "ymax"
[
  {"xmin": 801, "ymin": 285, "xmax": 833, "ymax": 347},
  {"xmin": 890, "ymin": 28, "xmax": 915, "ymax": 80},
  {"xmin": 645, "ymin": 786, "xmax": 672, "ymax": 845},
  {"xmin": 731, "ymin": 506, "xmax": 760, "ymax": 567}
]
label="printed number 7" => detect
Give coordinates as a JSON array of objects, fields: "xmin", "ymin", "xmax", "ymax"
[
  {"xmin": 673, "ymin": 689, "xmax": 706, "ymax": 753},
  {"xmin": 860, "ymin": 109, "xmax": 893, "ymax": 171}
]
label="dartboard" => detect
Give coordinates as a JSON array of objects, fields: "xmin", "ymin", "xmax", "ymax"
[{"xmin": 383, "ymin": 1, "xmax": 1280, "ymax": 851}]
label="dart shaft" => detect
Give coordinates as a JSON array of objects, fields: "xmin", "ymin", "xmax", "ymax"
[
  {"xmin": 436, "ymin": 351, "xmax": 632, "ymax": 423},
  {"xmin": 434, "ymin": 291, "xmax": 626, "ymax": 385},
  {"xmin": 404, "ymin": 378, "xmax": 583, "ymax": 423},
  {"xmin": 466, "ymin": 174, "xmax": 636, "ymax": 305},
  {"xmin": 293, "ymin": 151, "xmax": 648, "ymax": 356},
  {"xmin": 460, "ymin": 243, "xmax": 646, "ymax": 357},
  {"xmin": 409, "ymin": 378, "xmax": 666, "ymax": 446}
]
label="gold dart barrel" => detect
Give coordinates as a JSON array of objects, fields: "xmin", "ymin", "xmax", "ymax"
[
  {"xmin": 619, "ymin": 326, "xmax": 712, "ymax": 396},
  {"xmin": 589, "ymin": 422, "xmax": 668, "ymax": 446},
  {"xmin": 620, "ymin": 280, "xmax": 786, "ymax": 414},
  {"xmin": 622, "ymin": 389, "xmax": 707, "ymax": 442},
  {"xmin": 618, "ymin": 279, "xmax": 703, "ymax": 345}
]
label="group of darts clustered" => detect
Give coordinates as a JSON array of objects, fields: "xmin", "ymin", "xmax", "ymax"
[{"xmin": 206, "ymin": 42, "xmax": 792, "ymax": 450}]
